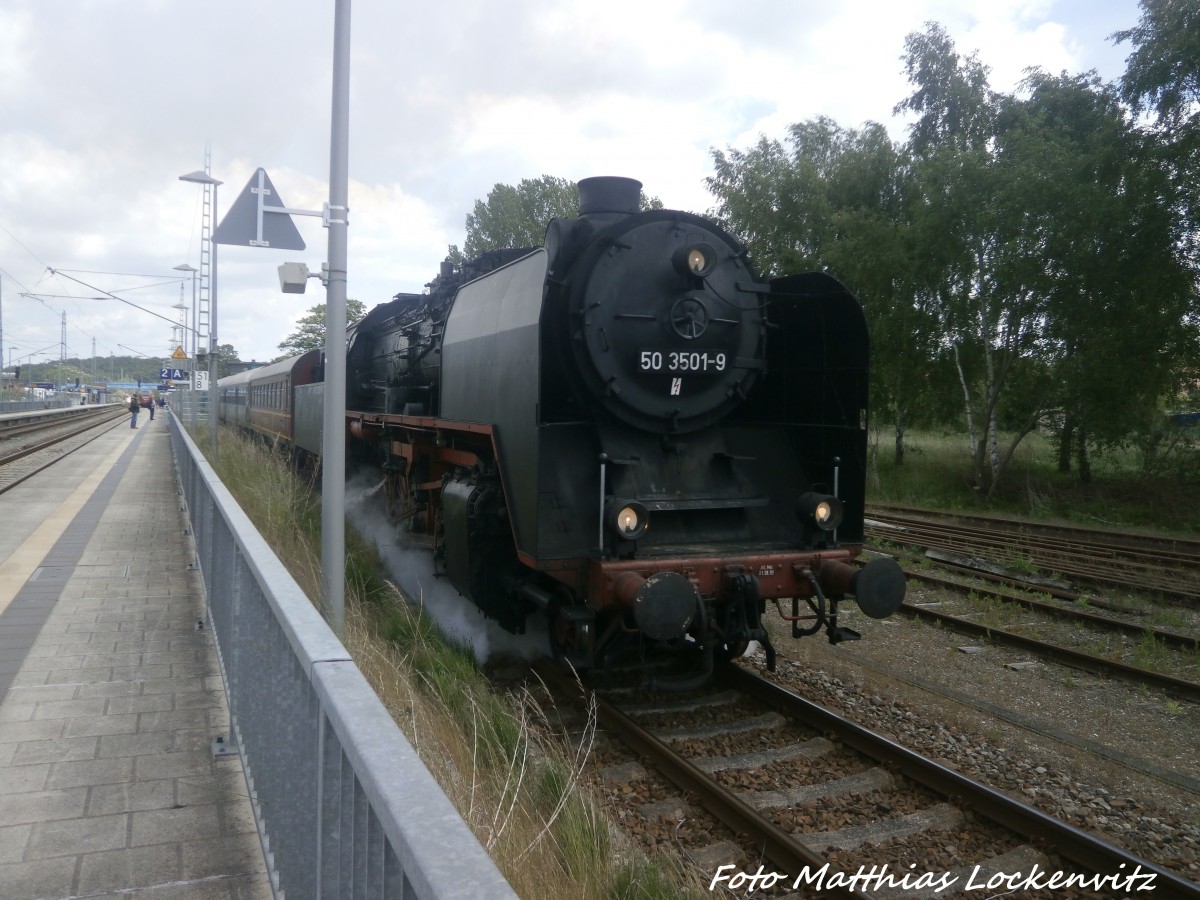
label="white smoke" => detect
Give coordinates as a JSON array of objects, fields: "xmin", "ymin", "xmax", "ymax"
[{"xmin": 345, "ymin": 472, "xmax": 548, "ymax": 665}]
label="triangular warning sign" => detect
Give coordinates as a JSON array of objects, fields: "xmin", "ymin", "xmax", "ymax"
[
  {"xmin": 172, "ymin": 346, "xmax": 187, "ymax": 360},
  {"xmin": 213, "ymin": 168, "xmax": 306, "ymax": 250}
]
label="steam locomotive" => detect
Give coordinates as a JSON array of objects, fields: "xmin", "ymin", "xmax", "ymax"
[{"xmin": 220, "ymin": 176, "xmax": 905, "ymax": 689}]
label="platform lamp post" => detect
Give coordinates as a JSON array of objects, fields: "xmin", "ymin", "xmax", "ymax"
[
  {"xmin": 173, "ymin": 263, "xmax": 199, "ymax": 432},
  {"xmin": 320, "ymin": 0, "xmax": 352, "ymax": 637},
  {"xmin": 177, "ymin": 170, "xmax": 222, "ymax": 453},
  {"xmin": 275, "ymin": 0, "xmax": 351, "ymax": 636}
]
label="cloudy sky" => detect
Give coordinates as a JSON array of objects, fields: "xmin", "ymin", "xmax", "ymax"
[{"xmin": 1, "ymin": 0, "xmax": 1141, "ymax": 376}]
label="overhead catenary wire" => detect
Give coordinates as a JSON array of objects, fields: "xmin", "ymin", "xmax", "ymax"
[{"xmin": 47, "ymin": 269, "xmax": 189, "ymax": 330}]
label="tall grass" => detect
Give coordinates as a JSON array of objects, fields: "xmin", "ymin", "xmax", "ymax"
[
  {"xmin": 203, "ymin": 429, "xmax": 704, "ymax": 900},
  {"xmin": 869, "ymin": 428, "xmax": 1200, "ymax": 534}
]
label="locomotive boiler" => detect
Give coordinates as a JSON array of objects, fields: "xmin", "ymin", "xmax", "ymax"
[{"xmin": 337, "ymin": 176, "xmax": 904, "ymax": 688}]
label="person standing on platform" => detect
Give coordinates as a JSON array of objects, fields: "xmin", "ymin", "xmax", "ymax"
[
  {"xmin": 129, "ymin": 394, "xmax": 140, "ymax": 428},
  {"xmin": 147, "ymin": 394, "xmax": 156, "ymax": 421}
]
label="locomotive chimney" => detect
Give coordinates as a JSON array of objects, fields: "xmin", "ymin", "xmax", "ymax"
[
  {"xmin": 577, "ymin": 176, "xmax": 642, "ymax": 222},
  {"xmin": 545, "ymin": 176, "xmax": 644, "ymax": 275}
]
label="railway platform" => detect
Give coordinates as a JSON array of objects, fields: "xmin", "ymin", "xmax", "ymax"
[{"xmin": 0, "ymin": 414, "xmax": 271, "ymax": 897}]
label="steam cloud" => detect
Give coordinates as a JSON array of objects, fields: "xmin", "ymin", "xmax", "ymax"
[{"xmin": 345, "ymin": 473, "xmax": 548, "ymax": 665}]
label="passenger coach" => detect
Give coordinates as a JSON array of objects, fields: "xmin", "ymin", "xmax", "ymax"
[{"xmin": 217, "ymin": 350, "xmax": 322, "ymax": 445}]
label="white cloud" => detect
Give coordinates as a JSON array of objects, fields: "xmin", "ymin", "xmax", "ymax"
[
  {"xmin": 0, "ymin": 8, "xmax": 33, "ymax": 101},
  {"xmin": 0, "ymin": 0, "xmax": 1140, "ymax": 367}
]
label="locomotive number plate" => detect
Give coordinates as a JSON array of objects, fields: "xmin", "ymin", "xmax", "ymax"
[{"xmin": 639, "ymin": 350, "xmax": 727, "ymax": 372}]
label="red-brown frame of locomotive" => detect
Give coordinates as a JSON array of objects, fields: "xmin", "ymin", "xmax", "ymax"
[{"xmin": 347, "ymin": 409, "xmax": 863, "ymax": 631}]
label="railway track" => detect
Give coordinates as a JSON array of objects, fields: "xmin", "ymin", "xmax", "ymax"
[
  {"xmin": 891, "ymin": 565, "xmax": 1200, "ymax": 702},
  {"xmin": 898, "ymin": 600, "xmax": 1200, "ymax": 703},
  {"xmin": 534, "ymin": 660, "xmax": 1200, "ymax": 899},
  {"xmin": 865, "ymin": 505, "xmax": 1200, "ymax": 605},
  {"xmin": 0, "ymin": 404, "xmax": 108, "ymax": 439},
  {"xmin": 903, "ymin": 567, "xmax": 1198, "ymax": 650},
  {"xmin": 860, "ymin": 506, "xmax": 1200, "ymax": 699},
  {"xmin": 0, "ymin": 406, "xmax": 128, "ymax": 494}
]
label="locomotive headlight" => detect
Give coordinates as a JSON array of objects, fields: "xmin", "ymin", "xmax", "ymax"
[
  {"xmin": 797, "ymin": 492, "xmax": 843, "ymax": 532},
  {"xmin": 672, "ymin": 242, "xmax": 717, "ymax": 278},
  {"xmin": 605, "ymin": 499, "xmax": 649, "ymax": 541}
]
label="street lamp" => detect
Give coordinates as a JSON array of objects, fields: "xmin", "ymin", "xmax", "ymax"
[
  {"xmin": 319, "ymin": 0, "xmax": 351, "ymax": 637},
  {"xmin": 173, "ymin": 263, "xmax": 199, "ymax": 431},
  {"xmin": 178, "ymin": 170, "xmax": 222, "ymax": 452}
]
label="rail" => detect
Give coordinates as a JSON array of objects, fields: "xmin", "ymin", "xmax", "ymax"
[{"xmin": 167, "ymin": 412, "xmax": 516, "ymax": 899}]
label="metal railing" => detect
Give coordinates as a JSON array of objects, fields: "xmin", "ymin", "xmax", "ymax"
[
  {"xmin": 167, "ymin": 413, "xmax": 517, "ymax": 899},
  {"xmin": 164, "ymin": 390, "xmax": 207, "ymax": 431}
]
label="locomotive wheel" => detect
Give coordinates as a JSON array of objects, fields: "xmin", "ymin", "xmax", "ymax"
[
  {"xmin": 548, "ymin": 607, "xmax": 594, "ymax": 673},
  {"xmin": 714, "ymin": 639, "xmax": 749, "ymax": 662},
  {"xmin": 549, "ymin": 611, "xmax": 579, "ymax": 668},
  {"xmin": 383, "ymin": 466, "xmax": 429, "ymax": 532},
  {"xmin": 382, "ymin": 470, "xmax": 406, "ymax": 524}
]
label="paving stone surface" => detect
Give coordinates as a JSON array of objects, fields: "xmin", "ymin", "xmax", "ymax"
[{"xmin": 0, "ymin": 421, "xmax": 272, "ymax": 898}]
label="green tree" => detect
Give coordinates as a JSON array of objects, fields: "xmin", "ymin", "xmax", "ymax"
[
  {"xmin": 1114, "ymin": 0, "xmax": 1200, "ymax": 293},
  {"xmin": 462, "ymin": 176, "xmax": 578, "ymax": 257},
  {"xmin": 215, "ymin": 344, "xmax": 240, "ymax": 380},
  {"xmin": 709, "ymin": 118, "xmax": 939, "ymax": 466},
  {"xmin": 817, "ymin": 124, "xmax": 939, "ymax": 468},
  {"xmin": 707, "ymin": 122, "xmax": 835, "ymax": 275},
  {"xmin": 898, "ymin": 24, "xmax": 1197, "ymax": 492},
  {"xmin": 712, "ymin": 19, "xmax": 1199, "ymax": 495},
  {"xmin": 897, "ymin": 24, "xmax": 1039, "ymax": 496},
  {"xmin": 1011, "ymin": 70, "xmax": 1196, "ymax": 479},
  {"xmin": 278, "ymin": 300, "xmax": 367, "ymax": 356},
  {"xmin": 454, "ymin": 175, "xmax": 664, "ymax": 259},
  {"xmin": 1114, "ymin": 0, "xmax": 1200, "ymax": 142}
]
